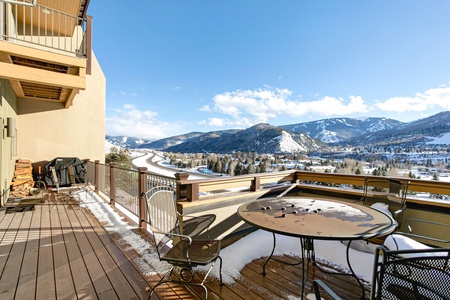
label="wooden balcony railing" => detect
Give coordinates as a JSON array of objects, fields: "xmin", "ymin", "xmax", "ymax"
[
  {"xmin": 83, "ymin": 160, "xmax": 449, "ymax": 247},
  {"xmin": 85, "ymin": 159, "xmax": 450, "ymax": 213}
]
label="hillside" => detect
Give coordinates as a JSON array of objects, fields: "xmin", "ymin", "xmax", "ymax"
[
  {"xmin": 344, "ymin": 111, "xmax": 450, "ymax": 146},
  {"xmin": 281, "ymin": 117, "xmax": 403, "ymax": 143},
  {"xmin": 105, "ymin": 111, "xmax": 450, "ymax": 153},
  {"xmin": 164, "ymin": 123, "xmax": 322, "ymax": 153}
]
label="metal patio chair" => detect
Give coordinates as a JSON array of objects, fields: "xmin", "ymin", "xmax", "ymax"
[
  {"xmin": 143, "ymin": 186, "xmax": 223, "ymax": 299},
  {"xmin": 313, "ymin": 246, "xmax": 450, "ymax": 300},
  {"xmin": 362, "ymin": 177, "xmax": 410, "ymax": 226},
  {"xmin": 49, "ymin": 166, "xmax": 85, "ymax": 211}
]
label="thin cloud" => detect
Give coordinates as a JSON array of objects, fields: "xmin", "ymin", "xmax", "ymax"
[
  {"xmin": 106, "ymin": 104, "xmax": 175, "ymax": 139},
  {"xmin": 199, "ymin": 117, "xmax": 231, "ymax": 127},
  {"xmin": 120, "ymin": 91, "xmax": 138, "ymax": 97},
  {"xmin": 375, "ymin": 85, "xmax": 450, "ymax": 112},
  {"xmin": 199, "ymin": 105, "xmax": 212, "ymax": 112},
  {"xmin": 117, "ymin": 86, "xmax": 147, "ymax": 97}
]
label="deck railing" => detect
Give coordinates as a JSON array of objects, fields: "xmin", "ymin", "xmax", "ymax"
[
  {"xmin": 84, "ymin": 160, "xmax": 450, "ymax": 230},
  {"xmin": 1, "ymin": 1, "xmax": 88, "ymax": 57},
  {"xmin": 86, "ymin": 161, "xmax": 177, "ymax": 226}
]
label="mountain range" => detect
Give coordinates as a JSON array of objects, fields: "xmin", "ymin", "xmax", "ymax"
[{"xmin": 106, "ymin": 111, "xmax": 450, "ymax": 153}]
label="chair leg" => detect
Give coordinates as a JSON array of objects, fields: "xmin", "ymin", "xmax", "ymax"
[
  {"xmin": 50, "ymin": 194, "xmax": 68, "ymax": 212},
  {"xmin": 50, "ymin": 190, "xmax": 84, "ymax": 212},
  {"xmin": 148, "ymin": 260, "xmax": 222, "ymax": 300},
  {"xmin": 148, "ymin": 267, "xmax": 174, "ymax": 300},
  {"xmin": 218, "ymin": 256, "xmax": 223, "ymax": 286}
]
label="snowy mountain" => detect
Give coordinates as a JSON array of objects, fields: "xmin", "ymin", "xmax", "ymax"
[
  {"xmin": 105, "ymin": 111, "xmax": 450, "ymax": 153},
  {"xmin": 281, "ymin": 117, "xmax": 403, "ymax": 143},
  {"xmin": 163, "ymin": 123, "xmax": 322, "ymax": 154},
  {"xmin": 137, "ymin": 132, "xmax": 207, "ymax": 149},
  {"xmin": 105, "ymin": 135, "xmax": 152, "ymax": 148},
  {"xmin": 346, "ymin": 111, "xmax": 450, "ymax": 146}
]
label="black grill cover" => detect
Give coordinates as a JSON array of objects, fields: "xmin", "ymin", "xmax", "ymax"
[{"xmin": 44, "ymin": 157, "xmax": 86, "ymax": 187}]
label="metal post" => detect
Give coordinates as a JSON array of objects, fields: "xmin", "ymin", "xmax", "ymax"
[
  {"xmin": 94, "ymin": 160, "xmax": 99, "ymax": 193},
  {"xmin": 138, "ymin": 167, "xmax": 147, "ymax": 228},
  {"xmin": 109, "ymin": 162, "xmax": 116, "ymax": 207},
  {"xmin": 86, "ymin": 15, "xmax": 92, "ymax": 74}
]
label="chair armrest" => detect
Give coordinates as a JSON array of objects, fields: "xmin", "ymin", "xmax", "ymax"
[
  {"xmin": 392, "ymin": 208, "xmax": 403, "ymax": 226},
  {"xmin": 179, "ymin": 213, "xmax": 213, "ymax": 222},
  {"xmin": 151, "ymin": 230, "xmax": 193, "ymax": 245},
  {"xmin": 402, "ymin": 218, "xmax": 450, "ymax": 243},
  {"xmin": 177, "ymin": 213, "xmax": 216, "ymax": 238},
  {"xmin": 392, "ymin": 209, "xmax": 402, "ymax": 217},
  {"xmin": 313, "ymin": 280, "xmax": 342, "ymax": 300}
]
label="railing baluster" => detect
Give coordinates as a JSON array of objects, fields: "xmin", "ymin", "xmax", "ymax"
[{"xmin": 2, "ymin": 2, "xmax": 86, "ymax": 56}]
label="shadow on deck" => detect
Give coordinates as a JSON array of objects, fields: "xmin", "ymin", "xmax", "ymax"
[{"xmin": 0, "ymin": 193, "xmax": 369, "ymax": 300}]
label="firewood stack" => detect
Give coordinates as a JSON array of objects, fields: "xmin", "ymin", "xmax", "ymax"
[{"xmin": 10, "ymin": 159, "xmax": 34, "ymax": 198}]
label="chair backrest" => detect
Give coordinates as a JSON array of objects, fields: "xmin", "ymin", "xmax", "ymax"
[
  {"xmin": 371, "ymin": 246, "xmax": 450, "ymax": 300},
  {"xmin": 363, "ymin": 178, "xmax": 409, "ymax": 203},
  {"xmin": 145, "ymin": 186, "xmax": 178, "ymax": 232},
  {"xmin": 50, "ymin": 167, "xmax": 60, "ymax": 192},
  {"xmin": 143, "ymin": 186, "xmax": 179, "ymax": 256},
  {"xmin": 363, "ymin": 178, "xmax": 410, "ymax": 223},
  {"xmin": 68, "ymin": 165, "xmax": 75, "ymax": 185}
]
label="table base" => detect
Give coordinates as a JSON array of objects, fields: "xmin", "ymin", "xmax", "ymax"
[{"xmin": 262, "ymin": 233, "xmax": 367, "ymax": 300}]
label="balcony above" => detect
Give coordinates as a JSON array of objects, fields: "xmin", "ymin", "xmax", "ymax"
[{"xmin": 0, "ymin": 0, "xmax": 90, "ymax": 109}]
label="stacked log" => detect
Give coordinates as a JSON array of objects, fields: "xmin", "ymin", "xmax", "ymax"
[{"xmin": 10, "ymin": 159, "xmax": 34, "ymax": 198}]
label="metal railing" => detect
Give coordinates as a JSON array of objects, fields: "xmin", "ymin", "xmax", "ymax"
[
  {"xmin": 1, "ymin": 1, "xmax": 87, "ymax": 57},
  {"xmin": 84, "ymin": 160, "xmax": 450, "ymax": 235},
  {"xmin": 85, "ymin": 161, "xmax": 177, "ymax": 224}
]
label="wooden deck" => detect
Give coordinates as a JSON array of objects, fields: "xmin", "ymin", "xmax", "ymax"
[{"xmin": 0, "ymin": 196, "xmax": 367, "ymax": 300}]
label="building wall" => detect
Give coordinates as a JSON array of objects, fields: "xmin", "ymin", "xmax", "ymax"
[
  {"xmin": 16, "ymin": 51, "xmax": 106, "ymax": 166},
  {"xmin": 0, "ymin": 78, "xmax": 19, "ymax": 206}
]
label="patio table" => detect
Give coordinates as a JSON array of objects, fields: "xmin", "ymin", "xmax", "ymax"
[{"xmin": 237, "ymin": 196, "xmax": 397, "ymax": 299}]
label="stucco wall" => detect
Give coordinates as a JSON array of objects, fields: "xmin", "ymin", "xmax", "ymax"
[
  {"xmin": 16, "ymin": 52, "xmax": 106, "ymax": 165},
  {"xmin": 0, "ymin": 78, "xmax": 19, "ymax": 205}
]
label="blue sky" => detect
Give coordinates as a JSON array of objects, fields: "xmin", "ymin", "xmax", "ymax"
[{"xmin": 88, "ymin": 1, "xmax": 450, "ymax": 140}]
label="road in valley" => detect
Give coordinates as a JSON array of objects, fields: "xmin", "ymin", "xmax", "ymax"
[{"xmin": 131, "ymin": 150, "xmax": 213, "ymax": 180}]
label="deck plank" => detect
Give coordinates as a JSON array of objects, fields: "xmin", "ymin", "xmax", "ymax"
[
  {"xmin": 52, "ymin": 204, "xmax": 77, "ymax": 299},
  {"xmin": 36, "ymin": 202, "xmax": 56, "ymax": 300},
  {"xmin": 58, "ymin": 204, "xmax": 98, "ymax": 299},
  {"xmin": 82, "ymin": 209, "xmax": 150, "ymax": 299},
  {"xmin": 0, "ymin": 211, "xmax": 18, "ymax": 275},
  {"xmin": 74, "ymin": 204, "xmax": 141, "ymax": 299},
  {"xmin": 68, "ymin": 203, "xmax": 116, "ymax": 297},
  {"xmin": 0, "ymin": 211, "xmax": 29, "ymax": 299},
  {"xmin": 15, "ymin": 205, "xmax": 40, "ymax": 300}
]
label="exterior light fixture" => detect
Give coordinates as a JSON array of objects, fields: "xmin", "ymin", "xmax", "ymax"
[{"xmin": 5, "ymin": 118, "xmax": 16, "ymax": 138}]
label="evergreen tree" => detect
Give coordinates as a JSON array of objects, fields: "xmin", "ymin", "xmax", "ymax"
[
  {"xmin": 227, "ymin": 162, "xmax": 235, "ymax": 175},
  {"xmin": 105, "ymin": 147, "xmax": 131, "ymax": 168},
  {"xmin": 214, "ymin": 160, "xmax": 222, "ymax": 173},
  {"xmin": 234, "ymin": 161, "xmax": 245, "ymax": 176},
  {"xmin": 246, "ymin": 164, "xmax": 256, "ymax": 174}
]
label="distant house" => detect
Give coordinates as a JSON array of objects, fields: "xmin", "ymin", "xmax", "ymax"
[{"xmin": 0, "ymin": 0, "xmax": 105, "ymax": 206}]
